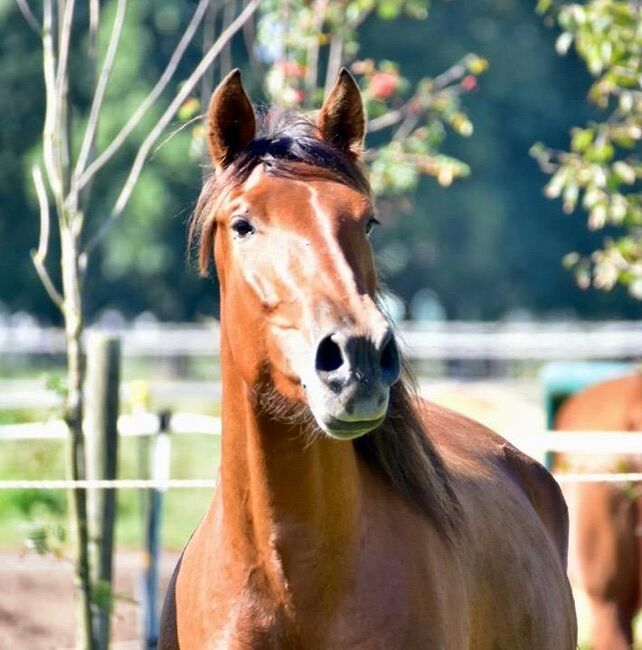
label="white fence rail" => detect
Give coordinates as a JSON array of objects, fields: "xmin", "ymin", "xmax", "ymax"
[
  {"xmin": 2, "ymin": 414, "xmax": 642, "ymax": 487},
  {"xmin": 0, "ymin": 412, "xmax": 221, "ymax": 441},
  {"xmin": 2, "ymin": 321, "xmax": 642, "ymax": 360}
]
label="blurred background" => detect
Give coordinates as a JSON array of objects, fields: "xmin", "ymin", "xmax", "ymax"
[{"xmin": 1, "ymin": 0, "xmax": 641, "ymax": 648}]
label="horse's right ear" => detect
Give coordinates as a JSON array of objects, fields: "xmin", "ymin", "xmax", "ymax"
[
  {"xmin": 317, "ymin": 68, "xmax": 365, "ymax": 157},
  {"xmin": 207, "ymin": 69, "xmax": 256, "ymax": 172}
]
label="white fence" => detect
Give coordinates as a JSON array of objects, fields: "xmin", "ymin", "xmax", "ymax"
[
  {"xmin": 2, "ymin": 320, "xmax": 642, "ymax": 360},
  {"xmin": 2, "ymin": 413, "xmax": 642, "ymax": 487},
  {"xmin": 3, "ymin": 320, "xmax": 642, "ymax": 488}
]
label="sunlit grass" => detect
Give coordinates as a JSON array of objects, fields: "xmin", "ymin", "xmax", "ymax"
[{"xmin": 0, "ymin": 434, "xmax": 220, "ymax": 552}]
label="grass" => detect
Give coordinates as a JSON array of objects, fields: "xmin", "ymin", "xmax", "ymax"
[
  {"xmin": 0, "ymin": 354, "xmax": 225, "ymax": 549},
  {"xmin": 0, "ymin": 434, "xmax": 220, "ymax": 552}
]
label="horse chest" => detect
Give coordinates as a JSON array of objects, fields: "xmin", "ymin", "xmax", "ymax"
[
  {"xmin": 206, "ymin": 588, "xmax": 448, "ymax": 650},
  {"xmin": 176, "ymin": 530, "xmax": 459, "ymax": 649}
]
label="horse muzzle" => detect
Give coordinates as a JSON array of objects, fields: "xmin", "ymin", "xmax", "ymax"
[{"xmin": 305, "ymin": 327, "xmax": 401, "ymax": 440}]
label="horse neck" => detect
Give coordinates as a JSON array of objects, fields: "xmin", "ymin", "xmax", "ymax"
[{"xmin": 217, "ymin": 324, "xmax": 362, "ymax": 607}]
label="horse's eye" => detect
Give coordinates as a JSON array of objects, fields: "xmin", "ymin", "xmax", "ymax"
[
  {"xmin": 231, "ymin": 217, "xmax": 255, "ymax": 239},
  {"xmin": 365, "ymin": 218, "xmax": 380, "ymax": 237}
]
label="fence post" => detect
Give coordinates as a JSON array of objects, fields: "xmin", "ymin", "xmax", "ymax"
[
  {"xmin": 85, "ymin": 333, "xmax": 121, "ymax": 650},
  {"xmin": 143, "ymin": 410, "xmax": 172, "ymax": 650}
]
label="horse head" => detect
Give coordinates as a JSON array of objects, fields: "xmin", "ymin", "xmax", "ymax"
[{"xmin": 193, "ymin": 69, "xmax": 401, "ymax": 440}]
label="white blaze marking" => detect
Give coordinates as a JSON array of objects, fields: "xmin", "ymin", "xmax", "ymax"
[{"xmin": 307, "ymin": 184, "xmax": 359, "ymax": 304}]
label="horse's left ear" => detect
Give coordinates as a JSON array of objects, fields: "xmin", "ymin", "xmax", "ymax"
[
  {"xmin": 317, "ymin": 68, "xmax": 365, "ymax": 157},
  {"xmin": 207, "ymin": 69, "xmax": 256, "ymax": 172}
]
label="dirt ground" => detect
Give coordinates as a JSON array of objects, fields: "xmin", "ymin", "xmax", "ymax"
[
  {"xmin": 0, "ymin": 551, "xmax": 179, "ymax": 650},
  {"xmin": 0, "ymin": 547, "xmax": 598, "ymax": 649}
]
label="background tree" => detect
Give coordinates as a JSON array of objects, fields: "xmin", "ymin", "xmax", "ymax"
[
  {"xmin": 252, "ymin": 0, "xmax": 487, "ymax": 197},
  {"xmin": 16, "ymin": 1, "xmax": 258, "ymax": 647},
  {"xmin": 532, "ymin": 0, "xmax": 642, "ymax": 298},
  {"xmin": 5, "ymin": 2, "xmax": 641, "ymax": 329}
]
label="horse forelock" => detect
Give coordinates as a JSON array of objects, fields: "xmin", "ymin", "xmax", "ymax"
[{"xmin": 190, "ymin": 109, "xmax": 370, "ymax": 275}]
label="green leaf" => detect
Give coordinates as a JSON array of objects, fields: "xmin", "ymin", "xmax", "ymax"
[
  {"xmin": 92, "ymin": 580, "xmax": 114, "ymax": 613},
  {"xmin": 571, "ymin": 128, "xmax": 594, "ymax": 152},
  {"xmin": 586, "ymin": 142, "xmax": 614, "ymax": 164},
  {"xmin": 376, "ymin": 1, "xmax": 401, "ymax": 20},
  {"xmin": 556, "ymin": 32, "xmax": 574, "ymax": 55},
  {"xmin": 613, "ymin": 161, "xmax": 636, "ymax": 185},
  {"xmin": 536, "ymin": 0, "xmax": 554, "ymax": 15}
]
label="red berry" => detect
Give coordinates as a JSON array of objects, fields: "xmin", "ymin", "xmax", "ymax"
[
  {"xmin": 461, "ymin": 75, "xmax": 478, "ymax": 91},
  {"xmin": 370, "ymin": 72, "xmax": 398, "ymax": 100}
]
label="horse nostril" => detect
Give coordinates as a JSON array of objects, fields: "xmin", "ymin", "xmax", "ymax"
[
  {"xmin": 379, "ymin": 333, "xmax": 400, "ymax": 385},
  {"xmin": 315, "ymin": 334, "xmax": 344, "ymax": 373}
]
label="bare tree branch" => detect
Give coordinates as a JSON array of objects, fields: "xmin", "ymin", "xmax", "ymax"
[
  {"xmin": 56, "ymin": 0, "xmax": 75, "ymax": 87},
  {"xmin": 368, "ymin": 107, "xmax": 406, "ymax": 133},
  {"xmin": 242, "ymin": 0, "xmax": 261, "ymax": 76},
  {"xmin": 324, "ymin": 33, "xmax": 344, "ymax": 95},
  {"xmin": 201, "ymin": 0, "xmax": 219, "ymax": 113},
  {"xmin": 84, "ymin": 0, "xmax": 261, "ymax": 254},
  {"xmin": 393, "ymin": 114, "xmax": 420, "ymax": 142},
  {"xmin": 31, "ymin": 165, "xmax": 64, "ymax": 310},
  {"xmin": 88, "ymin": 0, "xmax": 100, "ymax": 63},
  {"xmin": 42, "ymin": 0, "xmax": 62, "ymax": 200},
  {"xmin": 432, "ymin": 54, "xmax": 474, "ymax": 91},
  {"xmin": 16, "ymin": 0, "xmax": 41, "ymax": 33},
  {"xmin": 323, "ymin": 9, "xmax": 369, "ymax": 95},
  {"xmin": 152, "ymin": 113, "xmax": 204, "ymax": 156},
  {"xmin": 220, "ymin": 0, "xmax": 236, "ymax": 78},
  {"xmin": 367, "ymin": 55, "xmax": 475, "ymax": 134},
  {"xmin": 54, "ymin": 0, "xmax": 75, "ymax": 200},
  {"xmin": 305, "ymin": 0, "xmax": 327, "ymax": 97},
  {"xmin": 76, "ymin": 0, "xmax": 213, "ymax": 191},
  {"xmin": 73, "ymin": 0, "xmax": 128, "ymax": 183}
]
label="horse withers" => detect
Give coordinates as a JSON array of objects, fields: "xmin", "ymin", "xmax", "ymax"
[
  {"xmin": 159, "ymin": 69, "xmax": 577, "ymax": 649},
  {"xmin": 556, "ymin": 373, "xmax": 642, "ymax": 650}
]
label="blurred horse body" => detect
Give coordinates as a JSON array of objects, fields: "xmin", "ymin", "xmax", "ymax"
[
  {"xmin": 159, "ymin": 69, "xmax": 576, "ymax": 649},
  {"xmin": 556, "ymin": 373, "xmax": 642, "ymax": 649}
]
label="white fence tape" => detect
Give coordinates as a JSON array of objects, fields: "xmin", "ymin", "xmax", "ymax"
[
  {"xmin": 0, "ymin": 412, "xmax": 221, "ymax": 441},
  {"xmin": 4, "ymin": 414, "xmax": 642, "ymax": 489},
  {"xmin": 0, "ymin": 479, "xmax": 217, "ymax": 490},
  {"xmin": 3, "ymin": 321, "xmax": 642, "ymax": 359},
  {"xmin": 0, "ymin": 474, "xmax": 639, "ymax": 490}
]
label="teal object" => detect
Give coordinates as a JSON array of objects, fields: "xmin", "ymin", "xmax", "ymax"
[{"xmin": 540, "ymin": 361, "xmax": 634, "ymax": 469}]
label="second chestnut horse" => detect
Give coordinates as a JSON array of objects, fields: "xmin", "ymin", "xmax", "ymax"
[
  {"xmin": 556, "ymin": 373, "xmax": 642, "ymax": 650},
  {"xmin": 159, "ymin": 69, "xmax": 576, "ymax": 649}
]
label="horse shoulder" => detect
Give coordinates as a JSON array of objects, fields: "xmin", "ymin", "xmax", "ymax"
[
  {"xmin": 499, "ymin": 440, "xmax": 570, "ymax": 567},
  {"xmin": 418, "ymin": 401, "xmax": 577, "ymax": 648},
  {"xmin": 419, "ymin": 400, "xmax": 569, "ymax": 567}
]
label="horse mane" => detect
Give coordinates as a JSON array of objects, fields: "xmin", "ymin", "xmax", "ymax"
[
  {"xmin": 355, "ymin": 365, "xmax": 463, "ymax": 542},
  {"xmin": 190, "ymin": 109, "xmax": 462, "ymax": 542}
]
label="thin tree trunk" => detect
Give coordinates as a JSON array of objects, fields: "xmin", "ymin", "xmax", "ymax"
[{"xmin": 60, "ymin": 222, "xmax": 95, "ymax": 650}]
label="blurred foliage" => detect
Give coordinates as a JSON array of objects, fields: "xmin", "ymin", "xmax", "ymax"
[
  {"xmin": 532, "ymin": 0, "xmax": 642, "ymax": 298},
  {"xmin": 2, "ymin": 0, "xmax": 642, "ymax": 321},
  {"xmin": 254, "ymin": 0, "xmax": 486, "ymax": 195}
]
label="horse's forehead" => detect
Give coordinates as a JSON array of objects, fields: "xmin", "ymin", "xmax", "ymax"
[{"xmin": 236, "ymin": 168, "xmax": 369, "ymax": 221}]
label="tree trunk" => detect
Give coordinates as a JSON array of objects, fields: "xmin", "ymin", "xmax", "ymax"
[
  {"xmin": 61, "ymin": 223, "xmax": 96, "ymax": 650},
  {"xmin": 86, "ymin": 333, "xmax": 121, "ymax": 650}
]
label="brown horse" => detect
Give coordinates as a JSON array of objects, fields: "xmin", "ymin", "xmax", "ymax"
[
  {"xmin": 556, "ymin": 373, "xmax": 642, "ymax": 650},
  {"xmin": 159, "ymin": 69, "xmax": 576, "ymax": 649}
]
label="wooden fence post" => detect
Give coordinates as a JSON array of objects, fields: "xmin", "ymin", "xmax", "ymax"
[
  {"xmin": 143, "ymin": 410, "xmax": 172, "ymax": 650},
  {"xmin": 86, "ymin": 333, "xmax": 121, "ymax": 650}
]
